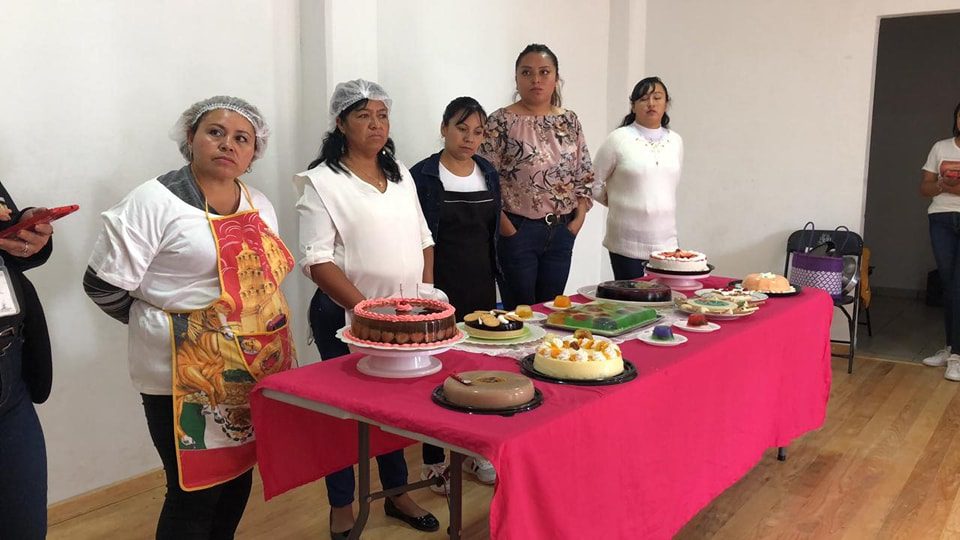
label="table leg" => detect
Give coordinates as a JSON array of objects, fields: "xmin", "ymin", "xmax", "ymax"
[
  {"xmin": 349, "ymin": 423, "xmax": 371, "ymax": 540},
  {"xmin": 777, "ymin": 446, "xmax": 787, "ymax": 461},
  {"xmin": 448, "ymin": 452, "xmax": 464, "ymax": 540}
]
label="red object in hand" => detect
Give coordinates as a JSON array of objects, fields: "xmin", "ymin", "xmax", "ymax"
[
  {"xmin": 0, "ymin": 205, "xmax": 79, "ymax": 240},
  {"xmin": 687, "ymin": 314, "xmax": 708, "ymax": 327}
]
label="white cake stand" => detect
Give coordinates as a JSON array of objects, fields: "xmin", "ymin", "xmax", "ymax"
[
  {"xmin": 336, "ymin": 327, "xmax": 467, "ymax": 379},
  {"xmin": 644, "ymin": 264, "xmax": 714, "ymax": 291}
]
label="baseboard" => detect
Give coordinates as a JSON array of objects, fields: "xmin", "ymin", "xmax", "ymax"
[
  {"xmin": 830, "ymin": 343, "xmax": 921, "ymax": 366},
  {"xmin": 48, "ymin": 468, "xmax": 165, "ymax": 526}
]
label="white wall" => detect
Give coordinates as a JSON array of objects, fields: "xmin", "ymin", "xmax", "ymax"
[
  {"xmin": 1, "ymin": 0, "xmax": 309, "ymax": 503},
  {"xmin": 377, "ymin": 0, "xmax": 641, "ymax": 290},
  {"xmin": 644, "ymin": 0, "xmax": 960, "ymax": 279}
]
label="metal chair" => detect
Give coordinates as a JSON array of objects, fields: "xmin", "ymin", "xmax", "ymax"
[
  {"xmin": 859, "ymin": 247, "xmax": 873, "ymax": 337},
  {"xmin": 784, "ymin": 228, "xmax": 865, "ymax": 374}
]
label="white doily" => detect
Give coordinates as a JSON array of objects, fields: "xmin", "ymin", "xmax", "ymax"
[{"xmin": 451, "ymin": 308, "xmax": 685, "ymax": 359}]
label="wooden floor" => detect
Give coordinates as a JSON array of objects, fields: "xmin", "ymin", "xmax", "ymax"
[{"xmin": 49, "ymin": 358, "xmax": 960, "ymax": 539}]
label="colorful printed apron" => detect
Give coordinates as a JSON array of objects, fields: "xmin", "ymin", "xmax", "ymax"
[{"xmin": 168, "ymin": 183, "xmax": 296, "ymax": 491}]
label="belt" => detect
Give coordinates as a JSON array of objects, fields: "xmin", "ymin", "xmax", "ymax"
[{"xmin": 510, "ymin": 212, "xmax": 574, "ymax": 226}]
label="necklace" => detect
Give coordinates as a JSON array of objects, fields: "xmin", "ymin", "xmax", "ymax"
[{"xmin": 344, "ymin": 158, "xmax": 386, "ymax": 191}]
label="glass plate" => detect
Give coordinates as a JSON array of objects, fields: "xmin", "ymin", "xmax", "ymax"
[
  {"xmin": 577, "ymin": 285, "xmax": 686, "ymax": 307},
  {"xmin": 457, "ymin": 322, "xmax": 547, "ymax": 345}
]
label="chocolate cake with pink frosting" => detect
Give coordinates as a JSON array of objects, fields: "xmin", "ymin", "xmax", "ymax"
[{"xmin": 347, "ymin": 297, "xmax": 459, "ymax": 347}]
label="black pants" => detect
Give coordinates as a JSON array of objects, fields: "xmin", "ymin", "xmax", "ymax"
[
  {"xmin": 609, "ymin": 252, "xmax": 648, "ymax": 280},
  {"xmin": 0, "ymin": 339, "xmax": 47, "ymax": 540},
  {"xmin": 142, "ymin": 394, "xmax": 252, "ymax": 539},
  {"xmin": 308, "ymin": 290, "xmax": 409, "ymax": 507}
]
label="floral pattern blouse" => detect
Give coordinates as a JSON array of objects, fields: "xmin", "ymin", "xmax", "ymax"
[{"xmin": 479, "ymin": 109, "xmax": 594, "ymax": 219}]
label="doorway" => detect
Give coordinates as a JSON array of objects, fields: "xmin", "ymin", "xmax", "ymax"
[{"xmin": 860, "ymin": 11, "xmax": 960, "ymax": 362}]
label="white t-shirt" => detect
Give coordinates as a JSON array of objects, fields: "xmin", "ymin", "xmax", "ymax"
[
  {"xmin": 439, "ymin": 162, "xmax": 487, "ymax": 192},
  {"xmin": 924, "ymin": 138, "xmax": 960, "ymax": 214},
  {"xmin": 88, "ymin": 177, "xmax": 280, "ymax": 395},
  {"xmin": 294, "ymin": 162, "xmax": 434, "ymax": 305},
  {"xmin": 592, "ymin": 123, "xmax": 683, "ymax": 259}
]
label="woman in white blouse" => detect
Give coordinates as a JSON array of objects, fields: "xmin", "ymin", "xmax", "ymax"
[
  {"xmin": 294, "ymin": 79, "xmax": 439, "ymax": 538},
  {"xmin": 592, "ymin": 77, "xmax": 683, "ymax": 279}
]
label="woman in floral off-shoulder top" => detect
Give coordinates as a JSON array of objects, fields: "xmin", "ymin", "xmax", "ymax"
[{"xmin": 479, "ymin": 43, "xmax": 593, "ymax": 309}]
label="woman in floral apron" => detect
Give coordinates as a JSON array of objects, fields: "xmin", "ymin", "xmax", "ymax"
[{"xmin": 84, "ymin": 96, "xmax": 296, "ymax": 539}]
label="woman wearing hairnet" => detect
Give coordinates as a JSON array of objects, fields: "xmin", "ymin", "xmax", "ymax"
[
  {"xmin": 295, "ymin": 79, "xmax": 440, "ymax": 538},
  {"xmin": 84, "ymin": 96, "xmax": 297, "ymax": 538}
]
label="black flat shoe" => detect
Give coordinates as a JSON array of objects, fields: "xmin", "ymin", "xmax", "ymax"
[
  {"xmin": 329, "ymin": 508, "xmax": 352, "ymax": 540},
  {"xmin": 330, "ymin": 530, "xmax": 351, "ymax": 540},
  {"xmin": 384, "ymin": 497, "xmax": 440, "ymax": 532}
]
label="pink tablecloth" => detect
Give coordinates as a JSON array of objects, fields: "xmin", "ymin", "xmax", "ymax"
[{"xmin": 250, "ymin": 277, "xmax": 833, "ymax": 539}]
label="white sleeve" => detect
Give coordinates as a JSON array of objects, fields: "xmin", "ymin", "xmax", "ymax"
[
  {"xmin": 296, "ymin": 179, "xmax": 338, "ymax": 274},
  {"xmin": 591, "ymin": 131, "xmax": 619, "ymax": 206},
  {"xmin": 418, "ymin": 201, "xmax": 435, "ymax": 250},
  {"xmin": 87, "ymin": 183, "xmax": 165, "ymax": 291},
  {"xmin": 923, "ymin": 142, "xmax": 940, "ymax": 174},
  {"xmin": 401, "ymin": 166, "xmax": 435, "ymax": 250}
]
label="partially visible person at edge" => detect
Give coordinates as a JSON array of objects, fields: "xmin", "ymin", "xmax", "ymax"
[
  {"xmin": 410, "ymin": 96, "xmax": 501, "ymax": 496},
  {"xmin": 84, "ymin": 96, "xmax": 297, "ymax": 539},
  {"xmin": 479, "ymin": 43, "xmax": 594, "ymax": 309},
  {"xmin": 592, "ymin": 76, "xmax": 683, "ymax": 279},
  {"xmin": 0, "ymin": 185, "xmax": 55, "ymax": 540},
  {"xmin": 921, "ymin": 99, "xmax": 960, "ymax": 382},
  {"xmin": 294, "ymin": 79, "xmax": 440, "ymax": 539}
]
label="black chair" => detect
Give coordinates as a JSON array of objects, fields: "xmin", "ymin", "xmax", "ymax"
[{"xmin": 784, "ymin": 228, "xmax": 865, "ymax": 374}]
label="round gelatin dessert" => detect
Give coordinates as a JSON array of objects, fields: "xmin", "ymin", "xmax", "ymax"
[
  {"xmin": 533, "ymin": 330, "xmax": 624, "ymax": 380},
  {"xmin": 462, "ymin": 309, "xmax": 525, "ymax": 340},
  {"xmin": 596, "ymin": 280, "xmax": 671, "ymax": 302},
  {"xmin": 742, "ymin": 272, "xmax": 794, "ymax": 293},
  {"xmin": 651, "ymin": 325, "xmax": 675, "ymax": 341},
  {"xmin": 442, "ymin": 370, "xmax": 535, "ymax": 409},
  {"xmin": 646, "ymin": 249, "xmax": 709, "ymax": 272},
  {"xmin": 349, "ymin": 297, "xmax": 459, "ymax": 346}
]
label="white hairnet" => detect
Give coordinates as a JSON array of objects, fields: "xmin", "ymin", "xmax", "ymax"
[
  {"xmin": 171, "ymin": 95, "xmax": 270, "ymax": 162},
  {"xmin": 329, "ymin": 79, "xmax": 392, "ymax": 129}
]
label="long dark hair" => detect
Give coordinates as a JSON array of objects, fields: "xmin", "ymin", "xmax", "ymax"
[
  {"xmin": 953, "ymin": 100, "xmax": 960, "ymax": 138},
  {"xmin": 514, "ymin": 43, "xmax": 563, "ymax": 108},
  {"xmin": 442, "ymin": 96, "xmax": 487, "ymax": 128},
  {"xmin": 307, "ymin": 98, "xmax": 401, "ymax": 182},
  {"xmin": 620, "ymin": 77, "xmax": 671, "ymax": 128}
]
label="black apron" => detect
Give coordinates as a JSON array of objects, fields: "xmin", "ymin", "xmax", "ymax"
[{"xmin": 434, "ymin": 189, "xmax": 497, "ymax": 319}]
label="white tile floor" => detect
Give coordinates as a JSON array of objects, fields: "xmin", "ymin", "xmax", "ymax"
[{"xmin": 855, "ymin": 294, "xmax": 943, "ymax": 363}]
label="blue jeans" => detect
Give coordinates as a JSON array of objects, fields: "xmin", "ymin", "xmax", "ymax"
[
  {"xmin": 930, "ymin": 212, "xmax": 960, "ymax": 352},
  {"xmin": 609, "ymin": 252, "xmax": 648, "ymax": 280},
  {"xmin": 142, "ymin": 394, "xmax": 252, "ymax": 539},
  {"xmin": 308, "ymin": 290, "xmax": 409, "ymax": 508},
  {"xmin": 0, "ymin": 339, "xmax": 47, "ymax": 540},
  {"xmin": 497, "ymin": 213, "xmax": 577, "ymax": 310}
]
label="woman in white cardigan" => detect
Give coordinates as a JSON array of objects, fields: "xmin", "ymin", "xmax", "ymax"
[{"xmin": 592, "ymin": 77, "xmax": 683, "ymax": 279}]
